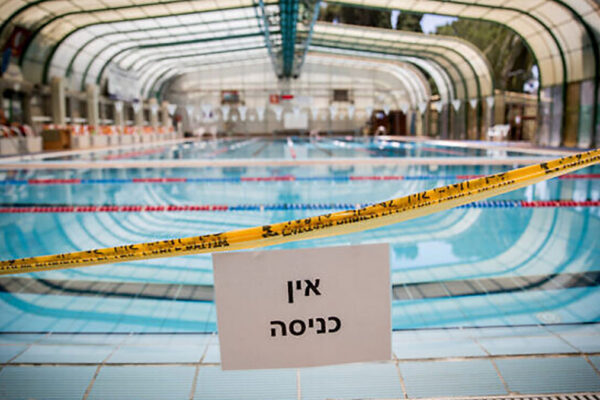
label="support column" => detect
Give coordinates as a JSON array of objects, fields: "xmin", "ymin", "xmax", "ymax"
[
  {"xmin": 23, "ymin": 92, "xmax": 33, "ymax": 126},
  {"xmin": 467, "ymin": 100, "xmax": 478, "ymax": 140},
  {"xmin": 423, "ymin": 105, "xmax": 430, "ymax": 137},
  {"xmin": 485, "ymin": 96, "xmax": 495, "ymax": 135},
  {"xmin": 414, "ymin": 111, "xmax": 423, "ymax": 136},
  {"xmin": 452, "ymin": 101, "xmax": 465, "ymax": 140},
  {"xmin": 439, "ymin": 105, "xmax": 449, "ymax": 139},
  {"xmin": 85, "ymin": 84, "xmax": 99, "ymax": 127},
  {"xmin": 596, "ymin": 84, "xmax": 600, "ymax": 147},
  {"xmin": 133, "ymin": 102, "xmax": 144, "ymax": 133},
  {"xmin": 50, "ymin": 77, "xmax": 66, "ymax": 126},
  {"xmin": 114, "ymin": 101, "xmax": 124, "ymax": 129},
  {"xmin": 480, "ymin": 98, "xmax": 490, "ymax": 139},
  {"xmin": 576, "ymin": 80, "xmax": 594, "ymax": 148},
  {"xmin": 550, "ymin": 85, "xmax": 563, "ymax": 147},
  {"xmin": 537, "ymin": 88, "xmax": 552, "ymax": 146},
  {"xmin": 563, "ymin": 81, "xmax": 581, "ymax": 147},
  {"xmin": 494, "ymin": 91, "xmax": 505, "ymax": 125},
  {"xmin": 160, "ymin": 101, "xmax": 170, "ymax": 127},
  {"xmin": 149, "ymin": 98, "xmax": 159, "ymax": 129}
]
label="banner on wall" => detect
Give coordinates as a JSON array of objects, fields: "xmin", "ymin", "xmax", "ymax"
[
  {"xmin": 1, "ymin": 26, "xmax": 31, "ymax": 77},
  {"xmin": 3, "ymin": 26, "xmax": 30, "ymax": 58},
  {"xmin": 269, "ymin": 94, "xmax": 280, "ymax": 104},
  {"xmin": 221, "ymin": 90, "xmax": 240, "ymax": 104},
  {"xmin": 107, "ymin": 65, "xmax": 141, "ymax": 102}
]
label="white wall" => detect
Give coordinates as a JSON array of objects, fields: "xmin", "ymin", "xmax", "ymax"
[{"xmin": 164, "ymin": 56, "xmax": 429, "ymax": 135}]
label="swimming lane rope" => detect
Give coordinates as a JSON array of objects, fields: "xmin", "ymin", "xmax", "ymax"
[{"xmin": 1, "ymin": 148, "xmax": 598, "ymax": 275}]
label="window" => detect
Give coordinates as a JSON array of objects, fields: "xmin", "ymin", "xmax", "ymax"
[
  {"xmin": 221, "ymin": 90, "xmax": 240, "ymax": 104},
  {"xmin": 333, "ymin": 89, "xmax": 349, "ymax": 102}
]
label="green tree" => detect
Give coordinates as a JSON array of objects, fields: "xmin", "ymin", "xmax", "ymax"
[
  {"xmin": 319, "ymin": 4, "xmax": 392, "ymax": 28},
  {"xmin": 436, "ymin": 20, "xmax": 534, "ymax": 92},
  {"xmin": 318, "ymin": 5, "xmax": 422, "ymax": 31},
  {"xmin": 395, "ymin": 13, "xmax": 422, "ymax": 32}
]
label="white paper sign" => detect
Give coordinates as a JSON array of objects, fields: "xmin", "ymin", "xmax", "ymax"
[{"xmin": 213, "ymin": 244, "xmax": 391, "ymax": 370}]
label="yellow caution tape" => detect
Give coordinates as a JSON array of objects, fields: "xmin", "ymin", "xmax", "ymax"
[{"xmin": 1, "ymin": 149, "xmax": 599, "ymax": 276}]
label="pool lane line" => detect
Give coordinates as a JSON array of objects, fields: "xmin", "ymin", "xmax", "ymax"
[
  {"xmin": 251, "ymin": 141, "xmax": 270, "ymax": 157},
  {"xmin": 0, "ymin": 200, "xmax": 598, "ymax": 214},
  {"xmin": 0, "ymin": 156, "xmax": 569, "ymax": 169},
  {"xmin": 207, "ymin": 137, "xmax": 260, "ymax": 158},
  {"xmin": 1, "ymin": 149, "xmax": 598, "ymax": 275},
  {"xmin": 1, "ymin": 271, "xmax": 598, "ymax": 303},
  {"xmin": 103, "ymin": 146, "xmax": 169, "ymax": 160},
  {"xmin": 311, "ymin": 138, "xmax": 333, "ymax": 157},
  {"xmin": 2, "ymin": 173, "xmax": 599, "ymax": 186},
  {"xmin": 376, "ymin": 135, "xmax": 578, "ymax": 157},
  {"xmin": 419, "ymin": 147, "xmax": 466, "ymax": 156},
  {"xmin": 0, "ymin": 137, "xmax": 195, "ymax": 163},
  {"xmin": 286, "ymin": 137, "xmax": 297, "ymax": 159}
]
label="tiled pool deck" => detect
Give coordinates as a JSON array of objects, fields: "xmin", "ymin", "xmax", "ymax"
[{"xmin": 1, "ymin": 324, "xmax": 599, "ymax": 399}]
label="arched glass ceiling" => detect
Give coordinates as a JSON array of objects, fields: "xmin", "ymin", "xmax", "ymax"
[
  {"xmin": 4, "ymin": 0, "xmax": 595, "ymax": 110},
  {"xmin": 152, "ymin": 22, "xmax": 489, "ymax": 102},
  {"xmin": 329, "ymin": 0, "xmax": 599, "ymax": 88},
  {"xmin": 51, "ymin": 6, "xmax": 278, "ymax": 92},
  {"xmin": 0, "ymin": 0, "xmax": 279, "ymax": 88},
  {"xmin": 304, "ymin": 53, "xmax": 431, "ymax": 106},
  {"xmin": 310, "ymin": 47, "xmax": 454, "ymax": 104},
  {"xmin": 150, "ymin": 55, "xmax": 275, "ymax": 100},
  {"xmin": 140, "ymin": 49, "xmax": 271, "ymax": 98},
  {"xmin": 106, "ymin": 35, "xmax": 269, "ymax": 92},
  {"xmin": 310, "ymin": 22, "xmax": 493, "ymax": 102},
  {"xmin": 164, "ymin": 54, "xmax": 430, "ymax": 108}
]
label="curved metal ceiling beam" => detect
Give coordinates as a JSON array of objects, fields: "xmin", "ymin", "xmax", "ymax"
[
  {"xmin": 311, "ymin": 22, "xmax": 495, "ymax": 137},
  {"xmin": 146, "ymin": 55, "xmax": 273, "ymax": 99},
  {"xmin": 18, "ymin": 2, "xmax": 257, "ymax": 67},
  {"xmin": 138, "ymin": 48, "xmax": 269, "ymax": 97},
  {"xmin": 400, "ymin": 56, "xmax": 455, "ymax": 103},
  {"xmin": 56, "ymin": 14, "xmax": 261, "ymax": 83},
  {"xmin": 305, "ymin": 55, "xmax": 428, "ymax": 106},
  {"xmin": 309, "ymin": 46, "xmax": 458, "ymax": 136},
  {"xmin": 309, "ymin": 38, "xmax": 470, "ymax": 101},
  {"xmin": 326, "ymin": 0, "xmax": 599, "ymax": 145},
  {"xmin": 552, "ymin": 0, "xmax": 599, "ymax": 146},
  {"xmin": 149, "ymin": 55, "xmax": 429, "ymax": 106},
  {"xmin": 0, "ymin": 0, "xmax": 228, "ymax": 39},
  {"xmin": 309, "ymin": 39, "xmax": 472, "ymax": 135},
  {"xmin": 311, "ymin": 22, "xmax": 489, "ymax": 99},
  {"xmin": 87, "ymin": 33, "xmax": 266, "ymax": 92},
  {"xmin": 11, "ymin": 3, "xmax": 267, "ymax": 86},
  {"xmin": 306, "ymin": 53, "xmax": 430, "ymax": 105},
  {"xmin": 327, "ymin": 1, "xmax": 568, "ymax": 90},
  {"xmin": 42, "ymin": 5, "xmax": 262, "ymax": 86},
  {"xmin": 310, "ymin": 47, "xmax": 455, "ymax": 105}
]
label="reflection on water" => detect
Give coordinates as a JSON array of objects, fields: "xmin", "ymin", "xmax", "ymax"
[
  {"xmin": 0, "ymin": 162, "xmax": 598, "ymax": 332},
  {"xmin": 33, "ymin": 136, "xmax": 551, "ymax": 162}
]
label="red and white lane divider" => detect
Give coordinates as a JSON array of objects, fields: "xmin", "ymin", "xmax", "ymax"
[
  {"xmin": 0, "ymin": 201, "xmax": 598, "ymax": 213},
  {"xmin": 104, "ymin": 147, "xmax": 167, "ymax": 160},
  {"xmin": 287, "ymin": 137, "xmax": 297, "ymax": 159},
  {"xmin": 3, "ymin": 173, "xmax": 599, "ymax": 186}
]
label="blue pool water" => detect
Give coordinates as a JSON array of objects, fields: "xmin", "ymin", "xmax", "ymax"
[
  {"xmin": 0, "ymin": 138, "xmax": 598, "ymax": 334},
  {"xmin": 38, "ymin": 136, "xmax": 547, "ymax": 161}
]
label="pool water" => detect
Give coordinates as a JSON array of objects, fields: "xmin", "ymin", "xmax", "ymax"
[
  {"xmin": 0, "ymin": 137, "xmax": 598, "ymax": 334},
  {"xmin": 36, "ymin": 136, "xmax": 550, "ymax": 162}
]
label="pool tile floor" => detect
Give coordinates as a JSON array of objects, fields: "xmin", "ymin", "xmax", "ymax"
[{"xmin": 0, "ymin": 324, "xmax": 598, "ymax": 399}]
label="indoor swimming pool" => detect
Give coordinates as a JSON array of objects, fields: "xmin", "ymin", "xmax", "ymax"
[{"xmin": 0, "ymin": 137, "xmax": 599, "ymax": 399}]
